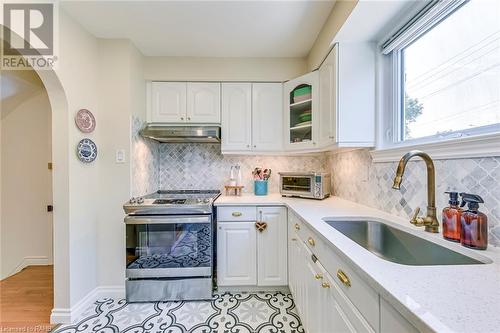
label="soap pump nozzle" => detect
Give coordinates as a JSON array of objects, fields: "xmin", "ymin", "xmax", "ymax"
[
  {"xmin": 445, "ymin": 191, "xmax": 459, "ymax": 205},
  {"xmin": 460, "ymin": 193, "xmax": 484, "ymax": 211}
]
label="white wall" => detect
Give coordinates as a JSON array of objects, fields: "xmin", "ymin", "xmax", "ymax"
[
  {"xmin": 144, "ymin": 56, "xmax": 307, "ymax": 82},
  {"xmin": 0, "ymin": 71, "xmax": 52, "ymax": 279},
  {"xmin": 96, "ymin": 39, "xmax": 144, "ymax": 288},
  {"xmin": 48, "ymin": 9, "xmax": 100, "ymax": 317}
]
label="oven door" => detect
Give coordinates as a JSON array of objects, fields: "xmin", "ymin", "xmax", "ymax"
[
  {"xmin": 125, "ymin": 215, "xmax": 212, "ymax": 279},
  {"xmin": 281, "ymin": 175, "xmax": 314, "ymax": 197}
]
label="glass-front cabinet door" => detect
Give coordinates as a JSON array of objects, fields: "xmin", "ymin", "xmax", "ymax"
[{"xmin": 284, "ymin": 71, "xmax": 319, "ymax": 151}]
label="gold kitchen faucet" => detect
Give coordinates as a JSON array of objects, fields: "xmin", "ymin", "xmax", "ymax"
[{"xmin": 392, "ymin": 150, "xmax": 440, "ymax": 233}]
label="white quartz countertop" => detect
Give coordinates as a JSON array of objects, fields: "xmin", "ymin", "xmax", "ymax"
[{"xmin": 215, "ymin": 194, "xmax": 500, "ymax": 333}]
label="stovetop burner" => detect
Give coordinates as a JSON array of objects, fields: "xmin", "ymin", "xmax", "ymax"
[
  {"xmin": 156, "ymin": 190, "xmax": 220, "ymax": 195},
  {"xmin": 124, "ymin": 189, "xmax": 221, "ymax": 215},
  {"xmin": 153, "ymin": 199, "xmax": 187, "ymax": 205}
]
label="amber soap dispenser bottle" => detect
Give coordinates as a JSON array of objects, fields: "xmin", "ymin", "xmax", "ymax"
[
  {"xmin": 442, "ymin": 191, "xmax": 461, "ymax": 242},
  {"xmin": 460, "ymin": 193, "xmax": 488, "ymax": 250}
]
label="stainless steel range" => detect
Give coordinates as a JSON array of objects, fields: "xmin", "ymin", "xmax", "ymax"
[{"xmin": 123, "ymin": 190, "xmax": 220, "ymax": 302}]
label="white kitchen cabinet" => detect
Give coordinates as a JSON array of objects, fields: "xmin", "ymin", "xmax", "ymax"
[
  {"xmin": 380, "ymin": 298, "xmax": 419, "ymax": 333},
  {"xmin": 284, "ymin": 71, "xmax": 319, "ymax": 151},
  {"xmin": 257, "ymin": 207, "xmax": 287, "ymax": 286},
  {"xmin": 221, "ymin": 83, "xmax": 252, "ymax": 151},
  {"xmin": 288, "ymin": 211, "xmax": 377, "ymax": 333},
  {"xmin": 222, "ymin": 83, "xmax": 283, "ymax": 153},
  {"xmin": 149, "ymin": 82, "xmax": 187, "ymax": 123},
  {"xmin": 217, "ymin": 206, "xmax": 287, "ymax": 287},
  {"xmin": 318, "ymin": 46, "xmax": 337, "ymax": 148},
  {"xmin": 318, "ymin": 43, "xmax": 375, "ymax": 148},
  {"xmin": 217, "ymin": 221, "xmax": 257, "ymax": 286},
  {"xmin": 187, "ymin": 82, "xmax": 221, "ymax": 123},
  {"xmin": 288, "ymin": 234, "xmax": 310, "ymax": 328},
  {"xmin": 251, "ymin": 83, "xmax": 283, "ymax": 151},
  {"xmin": 291, "ymin": 233, "xmax": 364, "ymax": 333},
  {"xmin": 148, "ymin": 81, "xmax": 220, "ymax": 124}
]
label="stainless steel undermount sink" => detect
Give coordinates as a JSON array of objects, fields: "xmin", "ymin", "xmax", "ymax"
[{"xmin": 324, "ymin": 219, "xmax": 488, "ymax": 266}]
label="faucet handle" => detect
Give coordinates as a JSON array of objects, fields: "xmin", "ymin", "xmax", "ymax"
[{"xmin": 410, "ymin": 207, "xmax": 425, "ymax": 226}]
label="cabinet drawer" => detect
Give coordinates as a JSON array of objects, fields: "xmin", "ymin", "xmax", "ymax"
[
  {"xmin": 320, "ymin": 265, "xmax": 375, "ymax": 333},
  {"xmin": 315, "ymin": 236, "xmax": 380, "ymax": 331},
  {"xmin": 289, "ymin": 211, "xmax": 379, "ymax": 331},
  {"xmin": 217, "ymin": 206, "xmax": 256, "ymax": 222},
  {"xmin": 289, "ymin": 211, "xmax": 309, "ymax": 241}
]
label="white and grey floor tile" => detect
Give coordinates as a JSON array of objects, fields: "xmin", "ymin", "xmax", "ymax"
[{"xmin": 52, "ymin": 291, "xmax": 304, "ymax": 333}]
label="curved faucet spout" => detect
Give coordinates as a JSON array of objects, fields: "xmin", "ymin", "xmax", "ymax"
[{"xmin": 392, "ymin": 150, "xmax": 439, "ymax": 233}]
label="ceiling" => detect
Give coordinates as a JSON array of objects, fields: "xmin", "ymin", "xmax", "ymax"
[
  {"xmin": 61, "ymin": 1, "xmax": 336, "ymax": 58},
  {"xmin": 1, "ymin": 70, "xmax": 45, "ymax": 118}
]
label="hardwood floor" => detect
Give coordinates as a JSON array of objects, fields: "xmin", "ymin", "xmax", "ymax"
[{"xmin": 0, "ymin": 265, "xmax": 53, "ymax": 331}]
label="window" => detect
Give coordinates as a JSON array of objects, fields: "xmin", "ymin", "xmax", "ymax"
[{"xmin": 390, "ymin": 0, "xmax": 500, "ymax": 143}]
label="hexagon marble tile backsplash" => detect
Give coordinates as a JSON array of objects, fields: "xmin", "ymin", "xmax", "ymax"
[
  {"xmin": 158, "ymin": 144, "xmax": 329, "ymax": 193},
  {"xmin": 131, "ymin": 117, "xmax": 499, "ymax": 246},
  {"xmin": 328, "ymin": 149, "xmax": 500, "ymax": 247}
]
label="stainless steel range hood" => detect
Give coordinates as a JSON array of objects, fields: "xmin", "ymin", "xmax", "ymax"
[{"xmin": 139, "ymin": 124, "xmax": 221, "ymax": 143}]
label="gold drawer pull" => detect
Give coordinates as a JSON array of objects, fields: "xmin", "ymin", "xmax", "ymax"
[
  {"xmin": 315, "ymin": 273, "xmax": 323, "ymax": 280},
  {"xmin": 294, "ymin": 223, "xmax": 300, "ymax": 230},
  {"xmin": 337, "ymin": 269, "xmax": 351, "ymax": 287},
  {"xmin": 232, "ymin": 212, "xmax": 242, "ymax": 217},
  {"xmin": 307, "ymin": 237, "xmax": 315, "ymax": 246},
  {"xmin": 321, "ymin": 282, "xmax": 331, "ymax": 288}
]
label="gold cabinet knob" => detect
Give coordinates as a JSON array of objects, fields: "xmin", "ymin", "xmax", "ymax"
[
  {"xmin": 294, "ymin": 223, "xmax": 300, "ymax": 230},
  {"xmin": 336, "ymin": 269, "xmax": 351, "ymax": 287},
  {"xmin": 232, "ymin": 212, "xmax": 242, "ymax": 217},
  {"xmin": 321, "ymin": 282, "xmax": 330, "ymax": 288},
  {"xmin": 315, "ymin": 273, "xmax": 323, "ymax": 280},
  {"xmin": 308, "ymin": 237, "xmax": 315, "ymax": 246}
]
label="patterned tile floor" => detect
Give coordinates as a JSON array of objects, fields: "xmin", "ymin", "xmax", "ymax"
[{"xmin": 52, "ymin": 291, "xmax": 304, "ymax": 333}]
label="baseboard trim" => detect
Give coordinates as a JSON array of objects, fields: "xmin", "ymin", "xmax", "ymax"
[
  {"xmin": 8, "ymin": 256, "xmax": 50, "ymax": 277},
  {"xmin": 217, "ymin": 285, "xmax": 290, "ymax": 293},
  {"xmin": 50, "ymin": 285, "xmax": 125, "ymax": 324}
]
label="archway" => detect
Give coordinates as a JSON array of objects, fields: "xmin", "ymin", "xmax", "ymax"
[{"xmin": 0, "ymin": 25, "xmax": 70, "ymax": 328}]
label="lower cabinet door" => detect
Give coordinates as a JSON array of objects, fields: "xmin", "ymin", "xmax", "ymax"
[
  {"xmin": 300, "ymin": 239, "xmax": 367, "ymax": 333},
  {"xmin": 257, "ymin": 207, "xmax": 287, "ymax": 286},
  {"xmin": 380, "ymin": 298, "xmax": 419, "ymax": 333},
  {"xmin": 217, "ymin": 222, "xmax": 257, "ymax": 286},
  {"xmin": 319, "ymin": 272, "xmax": 358, "ymax": 333}
]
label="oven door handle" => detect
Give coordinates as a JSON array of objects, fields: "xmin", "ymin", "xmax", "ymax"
[{"xmin": 124, "ymin": 215, "xmax": 211, "ymax": 225}]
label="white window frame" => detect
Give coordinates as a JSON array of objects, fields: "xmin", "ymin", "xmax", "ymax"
[{"xmin": 371, "ymin": 0, "xmax": 500, "ymax": 162}]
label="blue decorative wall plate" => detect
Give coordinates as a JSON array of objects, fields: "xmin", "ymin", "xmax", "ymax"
[{"xmin": 77, "ymin": 138, "xmax": 97, "ymax": 163}]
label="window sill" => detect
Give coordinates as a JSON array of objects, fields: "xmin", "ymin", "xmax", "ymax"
[{"xmin": 370, "ymin": 133, "xmax": 500, "ymax": 163}]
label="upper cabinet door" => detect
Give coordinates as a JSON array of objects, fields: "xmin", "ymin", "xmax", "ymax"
[
  {"xmin": 150, "ymin": 82, "xmax": 187, "ymax": 123},
  {"xmin": 187, "ymin": 83, "xmax": 221, "ymax": 123},
  {"xmin": 284, "ymin": 71, "xmax": 319, "ymax": 151},
  {"xmin": 336, "ymin": 43, "xmax": 375, "ymax": 146},
  {"xmin": 252, "ymin": 83, "xmax": 283, "ymax": 151},
  {"xmin": 221, "ymin": 83, "xmax": 252, "ymax": 151},
  {"xmin": 318, "ymin": 45, "xmax": 337, "ymax": 148}
]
